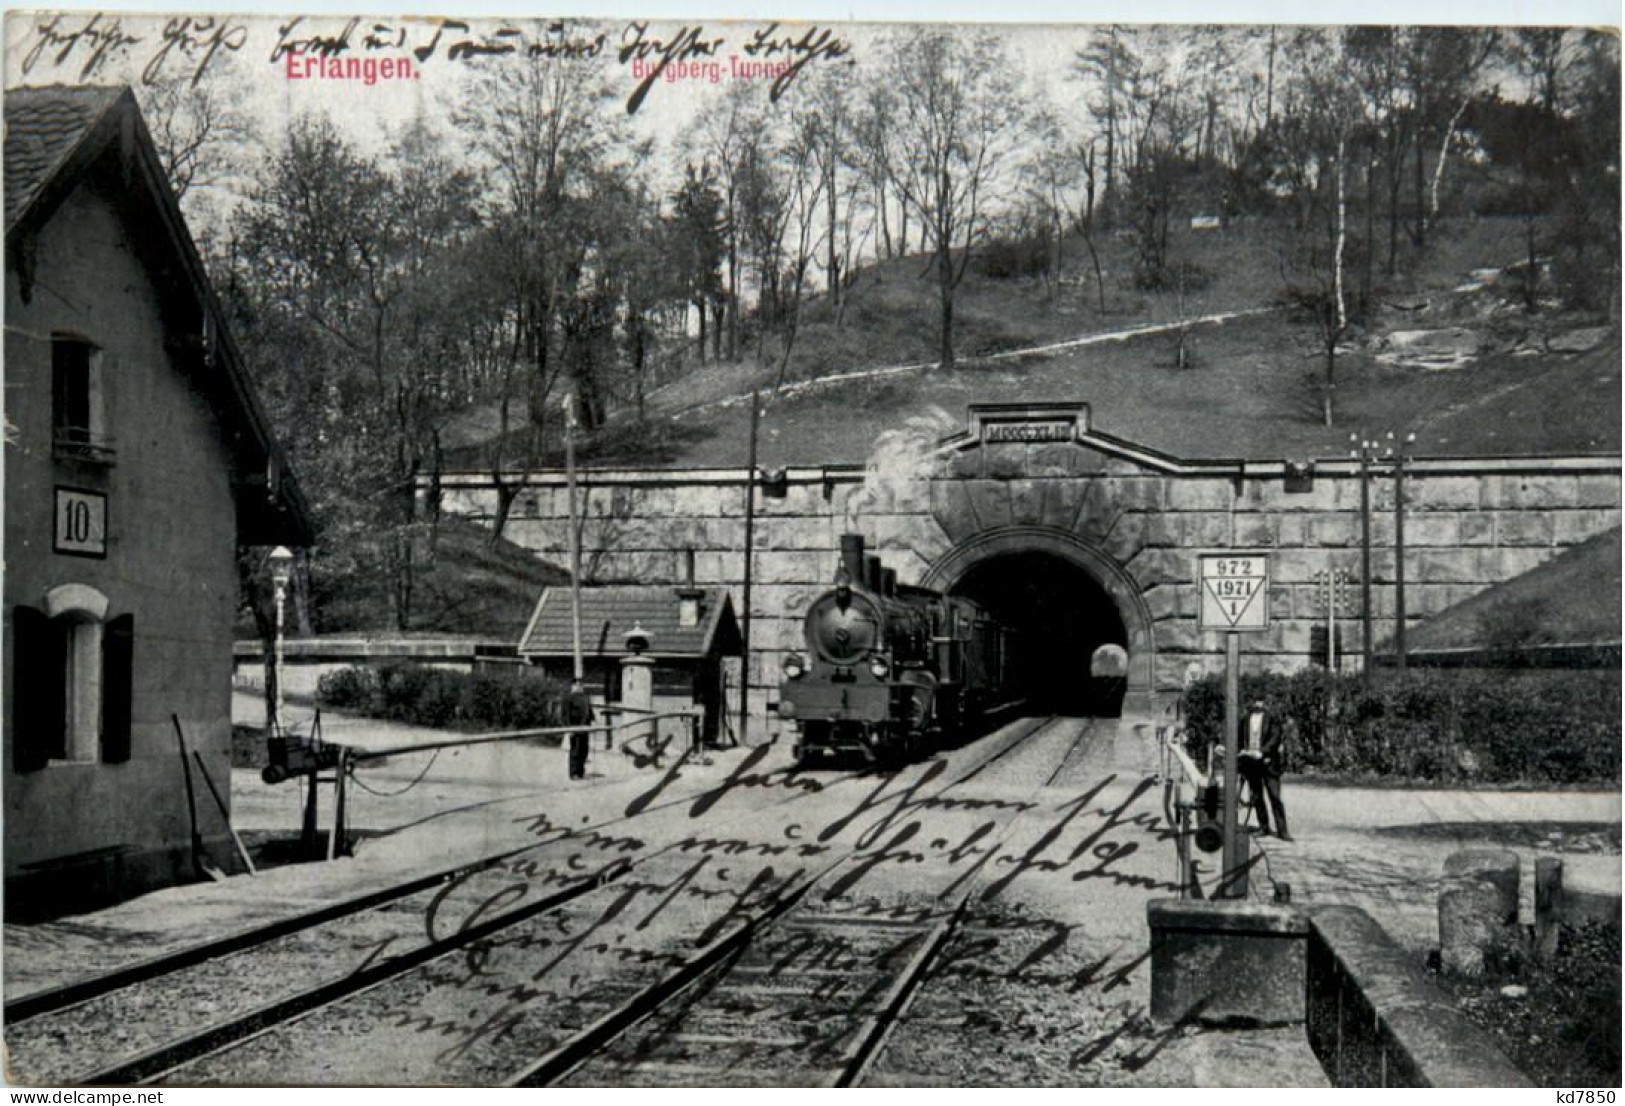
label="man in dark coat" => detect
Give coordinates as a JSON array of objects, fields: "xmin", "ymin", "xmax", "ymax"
[
  {"xmin": 566, "ymin": 681, "xmax": 594, "ymax": 780},
  {"xmin": 1237, "ymin": 697, "xmax": 1291, "ymax": 841}
]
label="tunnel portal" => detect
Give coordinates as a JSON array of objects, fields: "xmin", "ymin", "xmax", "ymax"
[{"xmin": 949, "ymin": 550, "xmax": 1130, "ymax": 717}]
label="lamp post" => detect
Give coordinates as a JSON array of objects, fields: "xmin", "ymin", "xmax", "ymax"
[{"xmin": 268, "ymin": 545, "xmax": 295, "ymax": 734}]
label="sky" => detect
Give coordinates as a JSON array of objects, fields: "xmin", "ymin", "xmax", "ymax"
[
  {"xmin": 1, "ymin": 14, "xmax": 1102, "ymax": 143},
  {"xmin": 3, "ymin": 8, "xmax": 1611, "ymax": 270}
]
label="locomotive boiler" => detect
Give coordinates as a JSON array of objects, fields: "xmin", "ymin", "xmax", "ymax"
[{"xmin": 777, "ymin": 533, "xmax": 1021, "ymax": 765}]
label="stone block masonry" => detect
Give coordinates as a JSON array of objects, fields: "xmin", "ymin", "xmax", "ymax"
[
  {"xmin": 432, "ymin": 407, "xmax": 1620, "ymax": 723},
  {"xmin": 1148, "ymin": 900, "xmax": 1309, "ymax": 1028}
]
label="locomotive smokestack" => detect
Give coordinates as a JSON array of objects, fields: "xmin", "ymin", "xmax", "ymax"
[
  {"xmin": 840, "ymin": 533, "xmax": 865, "ymax": 585},
  {"xmin": 882, "ymin": 567, "xmax": 897, "ymax": 596},
  {"xmin": 865, "ymin": 554, "xmax": 882, "ymax": 593}
]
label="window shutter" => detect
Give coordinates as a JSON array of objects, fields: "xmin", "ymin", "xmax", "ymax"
[
  {"xmin": 102, "ymin": 614, "xmax": 134, "ymax": 764},
  {"xmin": 12, "ymin": 607, "xmax": 62, "ymax": 772}
]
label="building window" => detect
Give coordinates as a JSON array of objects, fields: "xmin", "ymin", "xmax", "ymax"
[
  {"xmin": 52, "ymin": 336, "xmax": 114, "ymax": 462},
  {"xmin": 11, "ymin": 586, "xmax": 132, "ymax": 772}
]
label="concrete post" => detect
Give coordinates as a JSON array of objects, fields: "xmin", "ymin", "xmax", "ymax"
[
  {"xmin": 1439, "ymin": 884, "xmax": 1505, "ymax": 976},
  {"xmin": 1442, "ymin": 849, "xmax": 1520, "ymax": 922},
  {"xmin": 1439, "ymin": 849, "xmax": 1520, "ymax": 976},
  {"xmin": 620, "ymin": 653, "xmax": 655, "ymax": 751},
  {"xmin": 1533, "ymin": 856, "xmax": 1564, "ymax": 960}
]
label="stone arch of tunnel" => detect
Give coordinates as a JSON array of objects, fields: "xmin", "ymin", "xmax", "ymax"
[{"xmin": 921, "ymin": 525, "xmax": 1155, "ymax": 718}]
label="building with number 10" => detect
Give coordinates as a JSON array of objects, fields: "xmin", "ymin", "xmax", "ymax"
[{"xmin": 3, "ymin": 85, "xmax": 311, "ymax": 916}]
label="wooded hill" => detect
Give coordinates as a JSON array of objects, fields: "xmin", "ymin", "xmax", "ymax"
[{"xmin": 160, "ymin": 25, "xmax": 1618, "ymax": 632}]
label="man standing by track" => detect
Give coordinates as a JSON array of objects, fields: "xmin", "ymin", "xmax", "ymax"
[
  {"xmin": 566, "ymin": 681, "xmax": 594, "ymax": 780},
  {"xmin": 1237, "ymin": 697, "xmax": 1291, "ymax": 841}
]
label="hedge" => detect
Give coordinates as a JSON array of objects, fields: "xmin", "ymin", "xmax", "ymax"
[
  {"xmin": 1179, "ymin": 667, "xmax": 1621, "ymax": 786},
  {"xmin": 316, "ymin": 663, "xmax": 567, "ymax": 731}
]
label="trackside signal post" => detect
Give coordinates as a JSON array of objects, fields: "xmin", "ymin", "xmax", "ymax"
[{"xmin": 1198, "ymin": 552, "xmax": 1271, "ymax": 898}]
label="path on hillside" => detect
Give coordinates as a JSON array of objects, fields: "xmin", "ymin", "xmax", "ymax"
[{"xmin": 668, "ymin": 306, "xmax": 1279, "ymax": 422}]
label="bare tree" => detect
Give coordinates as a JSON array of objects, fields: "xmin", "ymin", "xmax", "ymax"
[
  {"xmin": 457, "ymin": 42, "xmax": 631, "ymax": 540},
  {"xmin": 1022, "ymin": 106, "xmax": 1083, "ymax": 301},
  {"xmin": 872, "ymin": 29, "xmax": 1024, "ymax": 369},
  {"xmin": 132, "ymin": 50, "xmax": 254, "ymax": 210},
  {"xmin": 235, "ymin": 117, "xmax": 479, "ymax": 627},
  {"xmin": 1075, "ymin": 136, "xmax": 1109, "ymax": 314},
  {"xmin": 1074, "ymin": 26, "xmax": 1137, "ymax": 222},
  {"xmin": 691, "ymin": 84, "xmax": 761, "ymax": 361},
  {"xmin": 1403, "ymin": 28, "xmax": 1498, "ymax": 248},
  {"xmin": 1277, "ymin": 30, "xmax": 1365, "ymax": 427}
]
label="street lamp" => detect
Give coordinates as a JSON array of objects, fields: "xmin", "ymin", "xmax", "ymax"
[{"xmin": 268, "ymin": 545, "xmax": 295, "ymax": 733}]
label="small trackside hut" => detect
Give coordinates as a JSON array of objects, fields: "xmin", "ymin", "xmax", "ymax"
[
  {"xmin": 517, "ymin": 584, "xmax": 742, "ymax": 746},
  {"xmin": 4, "ymin": 85, "xmax": 313, "ymax": 917}
]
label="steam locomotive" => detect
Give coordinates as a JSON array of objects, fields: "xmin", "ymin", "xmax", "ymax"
[{"xmin": 777, "ymin": 533, "xmax": 1021, "ymax": 766}]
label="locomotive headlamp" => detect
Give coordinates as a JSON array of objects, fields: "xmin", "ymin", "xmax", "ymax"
[
  {"xmin": 782, "ymin": 653, "xmax": 805, "ymax": 680},
  {"xmin": 869, "ymin": 656, "xmax": 890, "ymax": 679}
]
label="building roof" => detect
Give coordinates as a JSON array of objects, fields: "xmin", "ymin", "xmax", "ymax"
[
  {"xmin": 4, "ymin": 85, "xmax": 125, "ymax": 229},
  {"xmin": 519, "ymin": 586, "xmax": 741, "ymax": 661},
  {"xmin": 4, "ymin": 85, "xmax": 313, "ymax": 546}
]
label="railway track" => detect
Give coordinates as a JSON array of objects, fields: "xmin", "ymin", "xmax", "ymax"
[
  {"xmin": 5, "ymin": 736, "xmax": 921, "ymax": 1085},
  {"xmin": 534, "ymin": 715, "xmax": 1098, "ymax": 1088},
  {"xmin": 8, "ymin": 714, "xmax": 1073, "ymax": 1087},
  {"xmin": 541, "ymin": 893, "xmax": 971, "ymax": 1087}
]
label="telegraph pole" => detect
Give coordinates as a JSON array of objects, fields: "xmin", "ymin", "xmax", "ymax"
[
  {"xmin": 1350, "ymin": 435, "xmax": 1374, "ymax": 686},
  {"xmin": 1393, "ymin": 432, "xmax": 1415, "ymax": 671},
  {"xmin": 1329, "ymin": 569, "xmax": 1340, "ymax": 671},
  {"xmin": 738, "ymin": 387, "xmax": 761, "ymax": 748},
  {"xmin": 564, "ymin": 394, "xmax": 584, "ymax": 685},
  {"xmin": 1351, "ymin": 431, "xmax": 1415, "ymax": 677}
]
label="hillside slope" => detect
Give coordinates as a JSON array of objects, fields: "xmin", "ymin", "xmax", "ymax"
[
  {"xmin": 313, "ymin": 518, "xmax": 567, "ymax": 637},
  {"xmin": 448, "ymin": 216, "xmax": 1618, "ymax": 472},
  {"xmin": 1407, "ymin": 527, "xmax": 1622, "ymax": 652}
]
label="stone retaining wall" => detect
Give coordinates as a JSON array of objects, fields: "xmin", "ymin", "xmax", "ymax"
[
  {"xmin": 432, "ymin": 407, "xmax": 1620, "ymax": 722},
  {"xmin": 231, "ymin": 638, "xmax": 512, "ymax": 700},
  {"xmin": 1306, "ymin": 905, "xmax": 1529, "ymax": 1087}
]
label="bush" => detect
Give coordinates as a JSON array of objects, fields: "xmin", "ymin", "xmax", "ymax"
[
  {"xmin": 1180, "ymin": 667, "xmax": 1620, "ymax": 786},
  {"xmin": 974, "ymin": 232, "xmax": 1051, "ymax": 280},
  {"xmin": 1133, "ymin": 258, "xmax": 1212, "ymax": 293},
  {"xmin": 316, "ymin": 666, "xmax": 380, "ymax": 713},
  {"xmin": 316, "ymin": 663, "xmax": 564, "ymax": 732}
]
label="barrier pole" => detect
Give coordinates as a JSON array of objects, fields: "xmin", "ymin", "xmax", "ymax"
[{"xmin": 328, "ymin": 746, "xmax": 349, "ymax": 861}]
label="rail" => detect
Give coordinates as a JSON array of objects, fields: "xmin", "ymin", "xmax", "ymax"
[
  {"xmin": 7, "ymin": 725, "xmax": 880, "ymax": 1084},
  {"xmin": 502, "ymin": 714, "xmax": 1070, "ymax": 1088}
]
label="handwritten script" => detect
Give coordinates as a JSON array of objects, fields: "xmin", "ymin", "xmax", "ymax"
[
  {"xmin": 350, "ymin": 758, "xmax": 1240, "ymax": 1077},
  {"xmin": 19, "ymin": 14, "xmax": 852, "ymax": 113}
]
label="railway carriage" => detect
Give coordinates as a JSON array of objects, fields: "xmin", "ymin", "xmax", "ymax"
[{"xmin": 777, "ymin": 533, "xmax": 1021, "ymax": 765}]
